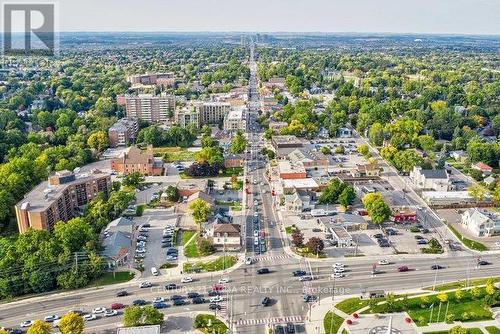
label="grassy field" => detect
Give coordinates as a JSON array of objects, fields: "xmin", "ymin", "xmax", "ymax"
[
  {"xmin": 184, "ymin": 233, "xmax": 200, "ymax": 258},
  {"xmin": 184, "ymin": 256, "xmax": 237, "ymax": 273},
  {"xmin": 285, "ymin": 226, "xmax": 297, "ymax": 234},
  {"xmin": 335, "ymin": 297, "xmax": 371, "ymax": 314},
  {"xmin": 485, "ymin": 326, "xmax": 500, "ymax": 334},
  {"xmin": 90, "ymin": 271, "xmax": 135, "ymax": 286},
  {"xmin": 425, "ymin": 277, "xmax": 500, "ymax": 291},
  {"xmin": 181, "ymin": 230, "xmax": 197, "ymax": 246},
  {"xmin": 447, "ymin": 223, "xmax": 488, "ymax": 251},
  {"xmin": 193, "ymin": 314, "xmax": 228, "ymax": 334},
  {"xmin": 323, "ymin": 311, "xmax": 345, "ymax": 334},
  {"xmin": 153, "ymin": 147, "xmax": 196, "ymax": 162}
]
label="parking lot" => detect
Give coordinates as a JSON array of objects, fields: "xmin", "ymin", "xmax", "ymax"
[{"xmin": 134, "ymin": 208, "xmax": 179, "ymax": 277}]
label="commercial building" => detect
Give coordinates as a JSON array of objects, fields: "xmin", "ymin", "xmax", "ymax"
[
  {"xmin": 111, "ymin": 145, "xmax": 163, "ymax": 176},
  {"xmin": 421, "ymin": 191, "xmax": 477, "ymax": 207},
  {"xmin": 15, "ymin": 169, "xmax": 112, "ymax": 233},
  {"xmin": 278, "ymin": 160, "xmax": 307, "ymax": 179},
  {"xmin": 391, "ymin": 208, "xmax": 417, "ymax": 222},
  {"xmin": 287, "ymin": 148, "xmax": 329, "ymax": 169},
  {"xmin": 224, "ymin": 153, "xmax": 244, "ymax": 169},
  {"xmin": 108, "ymin": 118, "xmax": 139, "ymax": 147},
  {"xmin": 410, "ymin": 166, "xmax": 450, "ymax": 191},
  {"xmin": 207, "ymin": 223, "xmax": 241, "ymax": 251},
  {"xmin": 461, "ymin": 208, "xmax": 500, "ymax": 237},
  {"xmin": 124, "ymin": 94, "xmax": 175, "ymax": 123},
  {"xmin": 350, "ymin": 164, "xmax": 380, "ymax": 178},
  {"xmin": 271, "ymin": 135, "xmax": 303, "ymax": 150},
  {"xmin": 223, "ymin": 107, "xmax": 247, "ymax": 131}
]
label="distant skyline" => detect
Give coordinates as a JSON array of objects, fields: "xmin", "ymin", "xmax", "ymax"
[{"xmin": 56, "ymin": 0, "xmax": 500, "ymax": 35}]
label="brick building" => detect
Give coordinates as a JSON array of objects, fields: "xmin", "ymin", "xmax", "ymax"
[{"xmin": 111, "ymin": 145, "xmax": 163, "ymax": 176}]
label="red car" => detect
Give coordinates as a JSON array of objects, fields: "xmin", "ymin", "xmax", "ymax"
[
  {"xmin": 397, "ymin": 266, "xmax": 409, "ymax": 272},
  {"xmin": 212, "ymin": 283, "xmax": 225, "ymax": 291},
  {"xmin": 111, "ymin": 303, "xmax": 126, "ymax": 310}
]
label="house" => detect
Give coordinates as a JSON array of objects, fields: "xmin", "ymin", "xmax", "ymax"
[
  {"xmin": 283, "ymin": 190, "xmax": 313, "ymax": 213},
  {"xmin": 207, "ymin": 223, "xmax": 241, "ymax": 251},
  {"xmin": 224, "ymin": 153, "xmax": 244, "ymax": 169},
  {"xmin": 483, "ymin": 175, "xmax": 496, "ymax": 186},
  {"xmin": 449, "ymin": 150, "xmax": 467, "ymax": 163},
  {"xmin": 111, "ymin": 145, "xmax": 163, "ymax": 176},
  {"xmin": 102, "ymin": 231, "xmax": 131, "ymax": 267},
  {"xmin": 320, "ymin": 214, "xmax": 368, "ymax": 231},
  {"xmin": 105, "ymin": 217, "xmax": 135, "ymax": 234},
  {"xmin": 461, "ymin": 208, "xmax": 500, "ymax": 237},
  {"xmin": 350, "ymin": 164, "xmax": 380, "ymax": 178},
  {"xmin": 337, "ymin": 127, "xmax": 352, "ymax": 138},
  {"xmin": 331, "ymin": 226, "xmax": 353, "ymax": 247},
  {"xmin": 472, "ymin": 162, "xmax": 493, "ymax": 176},
  {"xmin": 269, "ymin": 121, "xmax": 288, "ymax": 132},
  {"xmin": 410, "ymin": 166, "xmax": 450, "ymax": 191},
  {"xmin": 391, "ymin": 208, "xmax": 417, "ymax": 223},
  {"xmin": 187, "ymin": 191, "xmax": 215, "ymax": 208},
  {"xmin": 175, "ymin": 179, "xmax": 209, "ymax": 197}
]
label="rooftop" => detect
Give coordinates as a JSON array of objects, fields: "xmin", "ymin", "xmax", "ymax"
[
  {"xmin": 282, "ymin": 178, "xmax": 319, "ymax": 190},
  {"xmin": 117, "ymin": 325, "xmax": 161, "ymax": 334}
]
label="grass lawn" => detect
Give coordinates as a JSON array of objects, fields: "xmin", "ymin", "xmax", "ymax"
[
  {"xmin": 90, "ymin": 271, "xmax": 135, "ymax": 286},
  {"xmin": 294, "ymin": 247, "xmax": 326, "ymax": 258},
  {"xmin": 365, "ymin": 289, "xmax": 493, "ymax": 326},
  {"xmin": 153, "ymin": 147, "xmax": 196, "ymax": 162},
  {"xmin": 468, "ymin": 329, "xmax": 485, "ymax": 334},
  {"xmin": 184, "ymin": 256, "xmax": 237, "ymax": 273},
  {"xmin": 485, "ymin": 326, "xmax": 500, "ymax": 334},
  {"xmin": 323, "ymin": 311, "xmax": 345, "ymax": 334},
  {"xmin": 335, "ymin": 297, "xmax": 372, "ymax": 314},
  {"xmin": 181, "ymin": 230, "xmax": 197, "ymax": 246},
  {"xmin": 285, "ymin": 226, "xmax": 297, "ymax": 234},
  {"xmin": 193, "ymin": 314, "xmax": 228, "ymax": 334},
  {"xmin": 184, "ymin": 233, "xmax": 200, "ymax": 258},
  {"xmin": 216, "ymin": 200, "xmax": 242, "ymax": 211},
  {"xmin": 447, "ymin": 223, "xmax": 488, "ymax": 251},
  {"xmin": 221, "ymin": 167, "xmax": 243, "ymax": 177},
  {"xmin": 425, "ymin": 277, "xmax": 500, "ymax": 291}
]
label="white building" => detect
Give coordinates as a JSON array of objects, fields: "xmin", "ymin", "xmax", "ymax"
[
  {"xmin": 206, "ymin": 223, "xmax": 241, "ymax": 251},
  {"xmin": 421, "ymin": 191, "xmax": 474, "ymax": 206},
  {"xmin": 461, "ymin": 208, "xmax": 500, "ymax": 237},
  {"xmin": 223, "ymin": 107, "xmax": 247, "ymax": 131},
  {"xmin": 410, "ymin": 166, "xmax": 450, "ymax": 191}
]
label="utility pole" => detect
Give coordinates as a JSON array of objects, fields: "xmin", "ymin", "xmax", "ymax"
[
  {"xmin": 74, "ymin": 252, "xmax": 79, "ymax": 273},
  {"xmin": 429, "ymin": 304, "xmax": 434, "ymax": 324}
]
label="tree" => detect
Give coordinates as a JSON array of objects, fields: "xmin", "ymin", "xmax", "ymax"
[
  {"xmin": 189, "ymin": 198, "xmax": 212, "ymax": 231},
  {"xmin": 368, "ymin": 122, "xmax": 384, "ymax": 146},
  {"xmin": 197, "ymin": 238, "xmax": 216, "ymax": 255},
  {"xmin": 142, "ymin": 305, "xmax": 164, "ymax": 325},
  {"xmin": 320, "ymin": 146, "xmax": 331, "ymax": 155},
  {"xmin": 305, "ymin": 237, "xmax": 324, "ymax": 255},
  {"xmin": 229, "ymin": 131, "xmax": 247, "ymax": 154},
  {"xmin": 449, "ymin": 326, "xmax": 468, "ymax": 334},
  {"xmin": 27, "ymin": 320, "xmax": 52, "ymax": 334},
  {"xmin": 0, "ymin": 329, "xmax": 9, "ymax": 334},
  {"xmin": 485, "ymin": 279, "xmax": 496, "ymax": 296},
  {"xmin": 318, "ymin": 179, "xmax": 346, "ymax": 204},
  {"xmin": 165, "ymin": 185, "xmax": 179, "ymax": 202},
  {"xmin": 494, "ymin": 183, "xmax": 500, "ymax": 205},
  {"xmin": 335, "ymin": 146, "xmax": 345, "ymax": 154},
  {"xmin": 122, "ymin": 172, "xmax": 145, "ymax": 188},
  {"xmin": 393, "ymin": 149, "xmax": 424, "ymax": 173},
  {"xmin": 357, "ymin": 144, "xmax": 369, "ymax": 156},
  {"xmin": 58, "ymin": 312, "xmax": 84, "ymax": 334},
  {"xmin": 54, "ymin": 218, "xmax": 95, "ymax": 253},
  {"xmin": 87, "ymin": 131, "xmax": 109, "ymax": 153},
  {"xmin": 455, "ymin": 288, "xmax": 464, "ymax": 302},
  {"xmin": 338, "ymin": 186, "xmax": 356, "ymax": 208},
  {"xmin": 362, "ymin": 193, "xmax": 391, "ymax": 225},
  {"xmin": 468, "ymin": 184, "xmax": 488, "ymax": 201},
  {"xmin": 470, "ymin": 285, "xmax": 481, "ymax": 299},
  {"xmin": 437, "ymin": 292, "xmax": 448, "ymax": 303},
  {"xmin": 417, "ymin": 135, "xmax": 435, "ymax": 152},
  {"xmin": 291, "ymin": 230, "xmax": 304, "ymax": 247},
  {"xmin": 123, "ymin": 306, "xmax": 143, "ymax": 327}
]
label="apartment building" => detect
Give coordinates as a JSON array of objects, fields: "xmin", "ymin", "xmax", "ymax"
[
  {"xmin": 127, "ymin": 72, "xmax": 175, "ymax": 87},
  {"xmin": 196, "ymin": 102, "xmax": 231, "ymax": 125},
  {"xmin": 175, "ymin": 106, "xmax": 200, "ymax": 128},
  {"xmin": 223, "ymin": 107, "xmax": 247, "ymax": 131},
  {"xmin": 111, "ymin": 145, "xmax": 163, "ymax": 176},
  {"xmin": 108, "ymin": 118, "xmax": 139, "ymax": 147},
  {"xmin": 15, "ymin": 169, "xmax": 112, "ymax": 233},
  {"xmin": 125, "ymin": 94, "xmax": 175, "ymax": 123}
]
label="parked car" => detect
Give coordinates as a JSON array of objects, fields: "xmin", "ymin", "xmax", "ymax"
[
  {"xmin": 397, "ymin": 266, "xmax": 409, "ymax": 272},
  {"xmin": 298, "ymin": 276, "xmax": 313, "ymax": 281},
  {"xmin": 92, "ymin": 307, "xmax": 107, "ymax": 314},
  {"xmin": 83, "ymin": 314, "xmax": 97, "ymax": 321},
  {"xmin": 261, "ymin": 297, "xmax": 271, "ymax": 306},
  {"xmin": 165, "ymin": 283, "xmax": 177, "ymax": 290},
  {"xmin": 43, "ymin": 315, "xmax": 59, "ymax": 322},
  {"xmin": 104, "ymin": 310, "xmax": 118, "ymax": 317},
  {"xmin": 209, "ymin": 296, "xmax": 223, "ymax": 303},
  {"xmin": 192, "ymin": 297, "xmax": 205, "ymax": 304},
  {"xmin": 209, "ymin": 303, "xmax": 221, "ymax": 310},
  {"xmin": 111, "ymin": 303, "xmax": 126, "ymax": 310},
  {"xmin": 181, "ymin": 276, "xmax": 193, "ymax": 283},
  {"xmin": 292, "ymin": 270, "xmax": 306, "ymax": 277},
  {"xmin": 257, "ymin": 268, "xmax": 270, "ymax": 274},
  {"xmin": 173, "ymin": 299, "xmax": 185, "ymax": 306},
  {"xmin": 132, "ymin": 299, "xmax": 146, "ymax": 306},
  {"xmin": 153, "ymin": 302, "xmax": 168, "ymax": 309},
  {"xmin": 187, "ymin": 292, "xmax": 201, "ymax": 298},
  {"xmin": 20, "ymin": 321, "xmax": 33, "ymax": 328},
  {"xmin": 116, "ymin": 290, "xmax": 128, "ymax": 297}
]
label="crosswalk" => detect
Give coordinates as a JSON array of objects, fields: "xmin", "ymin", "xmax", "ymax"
[
  {"xmin": 255, "ymin": 254, "xmax": 294, "ymax": 262},
  {"xmin": 235, "ymin": 315, "xmax": 305, "ymax": 326}
]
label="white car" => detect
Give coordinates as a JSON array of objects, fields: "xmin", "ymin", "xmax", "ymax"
[
  {"xmin": 333, "ymin": 263, "xmax": 344, "ymax": 269},
  {"xmin": 378, "ymin": 259, "xmax": 390, "ymax": 265},
  {"xmin": 83, "ymin": 314, "xmax": 97, "ymax": 321},
  {"xmin": 209, "ymin": 296, "xmax": 223, "ymax": 303},
  {"xmin": 139, "ymin": 281, "xmax": 152, "ymax": 288},
  {"xmin": 331, "ymin": 272, "xmax": 344, "ymax": 279},
  {"xmin": 333, "ymin": 267, "xmax": 345, "ymax": 273},
  {"xmin": 218, "ymin": 277, "xmax": 229, "ymax": 284},
  {"xmin": 495, "ymin": 242, "xmax": 500, "ymax": 248},
  {"xmin": 44, "ymin": 315, "xmax": 60, "ymax": 322},
  {"xmin": 253, "ymin": 230, "xmax": 259, "ymax": 237},
  {"xmin": 92, "ymin": 307, "xmax": 107, "ymax": 314},
  {"xmin": 254, "ymin": 200, "xmax": 258, "ymax": 206},
  {"xmin": 136, "ymin": 248, "xmax": 146, "ymax": 253},
  {"xmin": 20, "ymin": 321, "xmax": 33, "ymax": 328},
  {"xmin": 181, "ymin": 276, "xmax": 193, "ymax": 283},
  {"xmin": 245, "ymin": 257, "xmax": 253, "ymax": 265},
  {"xmin": 104, "ymin": 310, "xmax": 118, "ymax": 317},
  {"xmin": 253, "ymin": 212, "xmax": 258, "ymax": 217},
  {"xmin": 152, "ymin": 297, "xmax": 165, "ymax": 303},
  {"xmin": 299, "ymin": 276, "xmax": 313, "ymax": 281}
]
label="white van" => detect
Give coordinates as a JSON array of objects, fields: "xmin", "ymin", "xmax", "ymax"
[{"xmin": 151, "ymin": 267, "xmax": 159, "ymax": 276}]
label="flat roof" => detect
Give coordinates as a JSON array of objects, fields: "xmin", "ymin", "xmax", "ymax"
[
  {"xmin": 421, "ymin": 191, "xmax": 473, "ymax": 199},
  {"xmin": 278, "ymin": 160, "xmax": 306, "ymax": 175},
  {"xmin": 282, "ymin": 178, "xmax": 319, "ymax": 189},
  {"xmin": 117, "ymin": 325, "xmax": 161, "ymax": 334}
]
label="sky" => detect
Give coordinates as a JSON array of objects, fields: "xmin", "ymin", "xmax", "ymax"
[{"xmin": 55, "ymin": 0, "xmax": 500, "ymax": 35}]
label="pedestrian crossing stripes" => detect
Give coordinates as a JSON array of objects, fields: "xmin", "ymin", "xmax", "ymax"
[
  {"xmin": 256, "ymin": 254, "xmax": 293, "ymax": 262},
  {"xmin": 235, "ymin": 315, "xmax": 305, "ymax": 326}
]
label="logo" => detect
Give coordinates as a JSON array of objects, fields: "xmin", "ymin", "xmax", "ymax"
[{"xmin": 2, "ymin": 2, "xmax": 57, "ymax": 56}]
